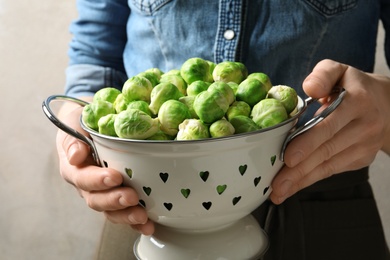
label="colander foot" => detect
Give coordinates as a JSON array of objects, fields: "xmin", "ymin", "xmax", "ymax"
[{"xmin": 133, "ymin": 214, "xmax": 268, "ymax": 260}]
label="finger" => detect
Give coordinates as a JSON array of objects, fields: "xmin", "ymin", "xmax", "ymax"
[
  {"xmin": 104, "ymin": 205, "xmax": 149, "ymax": 226},
  {"xmin": 81, "ymin": 186, "xmax": 140, "ymax": 211},
  {"xmin": 303, "ymin": 59, "xmax": 348, "ymax": 98},
  {"xmin": 131, "ymin": 219, "xmax": 155, "ymax": 236}
]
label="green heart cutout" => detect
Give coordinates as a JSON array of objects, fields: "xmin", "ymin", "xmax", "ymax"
[
  {"xmin": 181, "ymin": 188, "xmax": 191, "ymax": 198},
  {"xmin": 199, "ymin": 171, "xmax": 209, "ymax": 182},
  {"xmin": 143, "ymin": 186, "xmax": 152, "ymax": 196},
  {"xmin": 216, "ymin": 184, "xmax": 227, "ymax": 195},
  {"xmin": 125, "ymin": 168, "xmax": 133, "ymax": 178},
  {"xmin": 239, "ymin": 165, "xmax": 247, "ymax": 176},
  {"xmin": 270, "ymin": 155, "xmax": 277, "ymax": 166},
  {"xmin": 254, "ymin": 176, "xmax": 261, "ymax": 187}
]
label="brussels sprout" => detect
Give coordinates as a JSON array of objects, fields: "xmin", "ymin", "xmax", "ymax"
[
  {"xmin": 227, "ymin": 82, "xmax": 239, "ymax": 94},
  {"xmin": 145, "ymin": 67, "xmax": 164, "ymax": 80},
  {"xmin": 180, "ymin": 57, "xmax": 213, "ymax": 84},
  {"xmin": 251, "ymin": 98, "xmax": 288, "ymax": 129},
  {"xmin": 206, "ymin": 60, "xmax": 217, "ymax": 75},
  {"xmin": 122, "ymin": 76, "xmax": 153, "ymax": 103},
  {"xmin": 226, "ymin": 101, "xmax": 251, "ymax": 121},
  {"xmin": 93, "ymin": 87, "xmax": 121, "ymax": 104},
  {"xmin": 209, "ymin": 118, "xmax": 235, "ymax": 138},
  {"xmin": 149, "ymin": 82, "xmax": 184, "ymax": 115},
  {"xmin": 187, "ymin": 80, "xmax": 210, "ymax": 96},
  {"xmin": 82, "ymin": 100, "xmax": 115, "ymax": 131},
  {"xmin": 236, "ymin": 78, "xmax": 268, "ymax": 107},
  {"xmin": 113, "ymin": 93, "xmax": 130, "ymax": 113},
  {"xmin": 229, "ymin": 115, "xmax": 260, "ymax": 134},
  {"xmin": 212, "ymin": 61, "xmax": 247, "ymax": 84},
  {"xmin": 137, "ymin": 71, "xmax": 160, "ymax": 87},
  {"xmin": 158, "ymin": 100, "xmax": 192, "ymax": 136},
  {"xmin": 114, "ymin": 109, "xmax": 159, "ymax": 139},
  {"xmin": 160, "ymin": 74, "xmax": 187, "ymax": 95},
  {"xmin": 179, "ymin": 95, "xmax": 198, "ymax": 119},
  {"xmin": 267, "ymin": 85, "xmax": 298, "ymax": 114},
  {"xmin": 234, "ymin": 62, "xmax": 248, "ymax": 79},
  {"xmin": 247, "ymin": 72, "xmax": 272, "ymax": 92},
  {"xmin": 146, "ymin": 131, "xmax": 175, "ymax": 140},
  {"xmin": 176, "ymin": 119, "xmax": 210, "ymax": 140},
  {"xmin": 208, "ymin": 81, "xmax": 235, "ymax": 105},
  {"xmin": 127, "ymin": 100, "xmax": 152, "ymax": 116},
  {"xmin": 193, "ymin": 90, "xmax": 230, "ymax": 124},
  {"xmin": 98, "ymin": 114, "xmax": 118, "ymax": 137},
  {"xmin": 163, "ymin": 69, "xmax": 181, "ymax": 76}
]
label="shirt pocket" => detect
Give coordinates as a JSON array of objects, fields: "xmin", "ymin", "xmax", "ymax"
[
  {"xmin": 302, "ymin": 0, "xmax": 358, "ymax": 16},
  {"xmin": 130, "ymin": 0, "xmax": 173, "ymax": 16}
]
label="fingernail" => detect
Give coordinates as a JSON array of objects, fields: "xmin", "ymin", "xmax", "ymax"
[
  {"xmin": 119, "ymin": 196, "xmax": 130, "ymax": 207},
  {"xmin": 103, "ymin": 177, "xmax": 117, "ymax": 187},
  {"xmin": 67, "ymin": 143, "xmax": 78, "ymax": 161},
  {"xmin": 128, "ymin": 214, "xmax": 147, "ymax": 225}
]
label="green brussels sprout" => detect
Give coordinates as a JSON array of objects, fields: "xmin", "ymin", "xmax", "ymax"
[
  {"xmin": 176, "ymin": 119, "xmax": 210, "ymax": 140},
  {"xmin": 234, "ymin": 62, "xmax": 248, "ymax": 79},
  {"xmin": 93, "ymin": 87, "xmax": 121, "ymax": 104},
  {"xmin": 209, "ymin": 118, "xmax": 235, "ymax": 138},
  {"xmin": 208, "ymin": 81, "xmax": 235, "ymax": 105},
  {"xmin": 226, "ymin": 101, "xmax": 251, "ymax": 121},
  {"xmin": 122, "ymin": 76, "xmax": 153, "ymax": 103},
  {"xmin": 186, "ymin": 80, "xmax": 210, "ymax": 96},
  {"xmin": 146, "ymin": 131, "xmax": 175, "ymax": 140},
  {"xmin": 145, "ymin": 67, "xmax": 164, "ymax": 80},
  {"xmin": 236, "ymin": 78, "xmax": 268, "ymax": 107},
  {"xmin": 149, "ymin": 82, "xmax": 184, "ymax": 115},
  {"xmin": 126, "ymin": 100, "xmax": 152, "ymax": 116},
  {"xmin": 160, "ymin": 74, "xmax": 187, "ymax": 95},
  {"xmin": 179, "ymin": 95, "xmax": 198, "ymax": 119},
  {"xmin": 180, "ymin": 57, "xmax": 213, "ymax": 84},
  {"xmin": 267, "ymin": 85, "xmax": 298, "ymax": 114},
  {"xmin": 206, "ymin": 60, "xmax": 217, "ymax": 75},
  {"xmin": 251, "ymin": 98, "xmax": 288, "ymax": 129},
  {"xmin": 137, "ymin": 71, "xmax": 160, "ymax": 87},
  {"xmin": 114, "ymin": 109, "xmax": 159, "ymax": 139},
  {"xmin": 158, "ymin": 100, "xmax": 192, "ymax": 136},
  {"xmin": 98, "ymin": 114, "xmax": 118, "ymax": 137},
  {"xmin": 113, "ymin": 93, "xmax": 130, "ymax": 113},
  {"xmin": 193, "ymin": 90, "xmax": 230, "ymax": 124},
  {"xmin": 247, "ymin": 72, "xmax": 272, "ymax": 92},
  {"xmin": 82, "ymin": 100, "xmax": 115, "ymax": 131},
  {"xmin": 212, "ymin": 61, "xmax": 247, "ymax": 84},
  {"xmin": 227, "ymin": 82, "xmax": 239, "ymax": 94},
  {"xmin": 229, "ymin": 115, "xmax": 260, "ymax": 134},
  {"xmin": 163, "ymin": 69, "xmax": 181, "ymax": 76}
]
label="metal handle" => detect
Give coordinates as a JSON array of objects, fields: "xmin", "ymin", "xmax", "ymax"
[
  {"xmin": 280, "ymin": 88, "xmax": 346, "ymax": 162},
  {"xmin": 42, "ymin": 95, "xmax": 101, "ymax": 166}
]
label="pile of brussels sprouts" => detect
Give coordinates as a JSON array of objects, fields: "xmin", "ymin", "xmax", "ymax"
[{"xmin": 82, "ymin": 57, "xmax": 298, "ymax": 141}]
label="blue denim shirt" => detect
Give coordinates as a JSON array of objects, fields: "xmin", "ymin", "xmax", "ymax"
[{"xmin": 66, "ymin": 0, "xmax": 390, "ymax": 118}]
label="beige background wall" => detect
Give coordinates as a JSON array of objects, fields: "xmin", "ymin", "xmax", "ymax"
[{"xmin": 0, "ymin": 1, "xmax": 389, "ymax": 259}]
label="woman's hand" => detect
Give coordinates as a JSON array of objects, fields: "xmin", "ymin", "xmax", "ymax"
[
  {"xmin": 270, "ymin": 59, "xmax": 390, "ymax": 204},
  {"xmin": 55, "ymin": 98, "xmax": 155, "ymax": 235}
]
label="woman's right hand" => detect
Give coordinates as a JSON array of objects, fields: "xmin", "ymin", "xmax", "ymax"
[{"xmin": 55, "ymin": 97, "xmax": 155, "ymax": 235}]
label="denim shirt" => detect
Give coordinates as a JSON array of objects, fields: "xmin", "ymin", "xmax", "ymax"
[{"xmin": 66, "ymin": 0, "xmax": 390, "ymax": 119}]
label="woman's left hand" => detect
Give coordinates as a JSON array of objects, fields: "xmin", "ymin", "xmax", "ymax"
[{"xmin": 270, "ymin": 59, "xmax": 390, "ymax": 204}]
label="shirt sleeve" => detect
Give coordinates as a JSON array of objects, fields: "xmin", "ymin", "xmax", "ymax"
[
  {"xmin": 381, "ymin": 0, "xmax": 390, "ymax": 68},
  {"xmin": 65, "ymin": 0, "xmax": 130, "ymax": 97}
]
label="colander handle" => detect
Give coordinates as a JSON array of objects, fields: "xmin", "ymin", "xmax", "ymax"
[{"xmin": 42, "ymin": 95, "xmax": 101, "ymax": 166}]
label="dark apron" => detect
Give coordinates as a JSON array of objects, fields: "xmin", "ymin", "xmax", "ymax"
[{"xmin": 253, "ymin": 167, "xmax": 390, "ymax": 260}]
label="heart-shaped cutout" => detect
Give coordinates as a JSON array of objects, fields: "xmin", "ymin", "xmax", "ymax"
[
  {"xmin": 125, "ymin": 168, "xmax": 133, "ymax": 178},
  {"xmin": 270, "ymin": 155, "xmax": 277, "ymax": 166},
  {"xmin": 159, "ymin": 172, "xmax": 169, "ymax": 183},
  {"xmin": 263, "ymin": 186, "xmax": 270, "ymax": 195},
  {"xmin": 164, "ymin": 203, "xmax": 173, "ymax": 211},
  {"xmin": 143, "ymin": 186, "xmax": 152, "ymax": 196},
  {"xmin": 239, "ymin": 165, "xmax": 247, "ymax": 176},
  {"xmin": 254, "ymin": 176, "xmax": 261, "ymax": 187},
  {"xmin": 216, "ymin": 184, "xmax": 227, "ymax": 195},
  {"xmin": 202, "ymin": 201, "xmax": 212, "ymax": 210},
  {"xmin": 103, "ymin": 161, "xmax": 108, "ymax": 168},
  {"xmin": 139, "ymin": 200, "xmax": 146, "ymax": 208},
  {"xmin": 232, "ymin": 196, "xmax": 241, "ymax": 206},
  {"xmin": 181, "ymin": 188, "xmax": 191, "ymax": 198},
  {"xmin": 199, "ymin": 171, "xmax": 209, "ymax": 182}
]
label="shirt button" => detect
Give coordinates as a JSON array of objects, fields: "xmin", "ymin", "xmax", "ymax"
[{"xmin": 223, "ymin": 29, "xmax": 235, "ymax": 40}]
